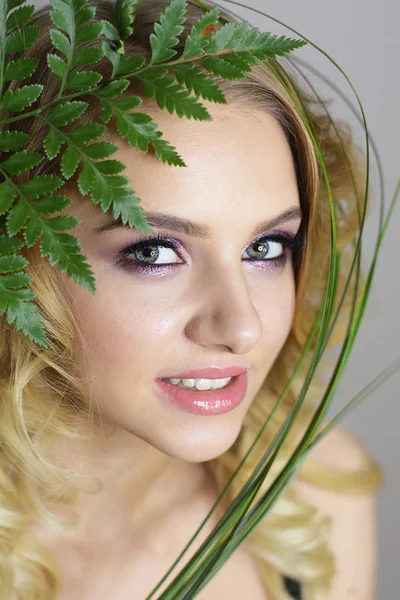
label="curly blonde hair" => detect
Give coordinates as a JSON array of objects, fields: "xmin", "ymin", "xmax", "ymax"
[{"xmin": 0, "ymin": 1, "xmax": 383, "ymax": 599}]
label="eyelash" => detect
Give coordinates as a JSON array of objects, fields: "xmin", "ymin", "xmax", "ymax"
[{"xmin": 116, "ymin": 229, "xmax": 304, "ymax": 274}]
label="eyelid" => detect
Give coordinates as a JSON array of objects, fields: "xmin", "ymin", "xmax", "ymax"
[
  {"xmin": 134, "ymin": 227, "xmax": 301, "ymax": 249},
  {"xmin": 117, "ymin": 227, "xmax": 304, "ymax": 266}
]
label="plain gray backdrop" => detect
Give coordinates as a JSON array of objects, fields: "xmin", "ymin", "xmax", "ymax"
[{"xmin": 31, "ymin": 0, "xmax": 400, "ymax": 596}]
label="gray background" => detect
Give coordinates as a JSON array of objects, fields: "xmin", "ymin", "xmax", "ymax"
[{"xmin": 32, "ymin": 0, "xmax": 400, "ymax": 596}]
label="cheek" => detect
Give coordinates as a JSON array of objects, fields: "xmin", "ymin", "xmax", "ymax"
[
  {"xmin": 67, "ymin": 267, "xmax": 295, "ymax": 398},
  {"xmin": 68, "ymin": 276, "xmax": 177, "ymax": 386},
  {"xmin": 257, "ymin": 273, "xmax": 296, "ymax": 357}
]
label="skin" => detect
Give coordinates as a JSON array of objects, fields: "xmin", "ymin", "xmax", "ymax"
[
  {"xmin": 42, "ymin": 100, "xmax": 300, "ymax": 575},
  {"xmin": 63, "ymin": 103, "xmax": 300, "ymax": 466},
  {"xmin": 36, "ymin": 101, "xmax": 378, "ymax": 599}
]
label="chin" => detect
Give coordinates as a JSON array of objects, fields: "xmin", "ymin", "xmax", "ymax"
[{"xmin": 148, "ymin": 420, "xmax": 243, "ymax": 464}]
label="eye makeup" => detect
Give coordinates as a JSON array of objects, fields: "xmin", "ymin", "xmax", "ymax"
[{"xmin": 114, "ymin": 228, "xmax": 305, "ymax": 275}]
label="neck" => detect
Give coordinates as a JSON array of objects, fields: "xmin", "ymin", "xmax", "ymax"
[{"xmin": 36, "ymin": 421, "xmax": 210, "ymax": 546}]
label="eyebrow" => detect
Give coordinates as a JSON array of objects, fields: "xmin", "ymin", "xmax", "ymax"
[{"xmin": 94, "ymin": 205, "xmax": 302, "ymax": 239}]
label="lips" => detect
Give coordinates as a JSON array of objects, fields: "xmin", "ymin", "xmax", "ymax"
[
  {"xmin": 162, "ymin": 366, "xmax": 248, "ymax": 379},
  {"xmin": 155, "ymin": 371, "xmax": 248, "ymax": 415}
]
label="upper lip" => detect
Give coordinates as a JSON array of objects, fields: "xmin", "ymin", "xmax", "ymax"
[{"xmin": 160, "ymin": 366, "xmax": 248, "ymax": 379}]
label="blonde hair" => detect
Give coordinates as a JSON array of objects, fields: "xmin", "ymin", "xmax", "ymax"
[{"xmin": 0, "ymin": 1, "xmax": 383, "ymax": 598}]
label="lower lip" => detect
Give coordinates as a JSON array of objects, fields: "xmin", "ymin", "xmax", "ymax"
[{"xmin": 155, "ymin": 372, "xmax": 248, "ymax": 416}]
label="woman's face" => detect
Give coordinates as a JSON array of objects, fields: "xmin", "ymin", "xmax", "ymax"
[{"xmin": 60, "ymin": 101, "xmax": 302, "ymax": 462}]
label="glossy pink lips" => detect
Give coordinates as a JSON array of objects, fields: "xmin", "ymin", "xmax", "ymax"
[{"xmin": 155, "ymin": 371, "xmax": 248, "ymax": 415}]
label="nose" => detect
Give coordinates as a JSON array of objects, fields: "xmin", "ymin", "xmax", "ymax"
[{"xmin": 184, "ymin": 266, "xmax": 263, "ymax": 355}]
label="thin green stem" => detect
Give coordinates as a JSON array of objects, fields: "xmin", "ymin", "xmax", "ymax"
[
  {"xmin": 0, "ymin": 0, "xmax": 8, "ymax": 103},
  {"xmin": 284, "ymin": 63, "xmax": 365, "ymax": 355}
]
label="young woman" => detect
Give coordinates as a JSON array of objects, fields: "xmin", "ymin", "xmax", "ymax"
[{"xmin": 0, "ymin": 1, "xmax": 383, "ymax": 598}]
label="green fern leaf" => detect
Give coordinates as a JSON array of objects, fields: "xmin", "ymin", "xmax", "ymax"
[
  {"xmin": 1, "ymin": 271, "xmax": 32, "ymax": 288},
  {"xmin": 6, "ymin": 0, "xmax": 28, "ymax": 13},
  {"xmin": 5, "ymin": 297, "xmax": 48, "ymax": 349},
  {"xmin": 173, "ymin": 63, "xmax": 227, "ymax": 103},
  {"xmin": 20, "ymin": 175, "xmax": 63, "ymax": 199},
  {"xmin": 50, "ymin": 9, "xmax": 72, "ymax": 38},
  {"xmin": 0, "ymin": 150, "xmax": 42, "ymax": 175},
  {"xmin": 4, "ymin": 57, "xmax": 37, "ymax": 82},
  {"xmin": 101, "ymin": 20, "xmax": 121, "ymax": 43},
  {"xmin": 77, "ymin": 160, "xmax": 95, "ymax": 195},
  {"xmin": 114, "ymin": 107, "xmax": 156, "ymax": 148},
  {"xmin": 76, "ymin": 6, "xmax": 96, "ymax": 27},
  {"xmin": 199, "ymin": 55, "xmax": 246, "ymax": 80},
  {"xmin": 61, "ymin": 145, "xmax": 80, "ymax": 179},
  {"xmin": 67, "ymin": 123, "xmax": 105, "ymax": 144},
  {"xmin": 72, "ymin": 0, "xmax": 86, "ymax": 11},
  {"xmin": 99, "ymin": 99, "xmax": 113, "ymax": 124},
  {"xmin": 40, "ymin": 228, "xmax": 96, "ymax": 293},
  {"xmin": 206, "ymin": 21, "xmax": 237, "ymax": 54},
  {"xmin": 31, "ymin": 194, "xmax": 71, "ymax": 215},
  {"xmin": 89, "ymin": 170, "xmax": 114, "ymax": 208},
  {"xmin": 75, "ymin": 22, "xmax": 103, "ymax": 45},
  {"xmin": 227, "ymin": 25, "xmax": 259, "ymax": 52},
  {"xmin": 0, "ymin": 234, "xmax": 24, "ymax": 256},
  {"xmin": 49, "ymin": 100, "xmax": 88, "ymax": 126},
  {"xmin": 65, "ymin": 70, "xmax": 102, "ymax": 91},
  {"xmin": 6, "ymin": 197, "xmax": 31, "ymax": 235},
  {"xmin": 44, "ymin": 215, "xmax": 79, "ymax": 231},
  {"xmin": 0, "ymin": 253, "xmax": 29, "ymax": 274},
  {"xmin": 0, "ymin": 181, "xmax": 17, "ymax": 213},
  {"xmin": 50, "ymin": 28, "xmax": 71, "ymax": 57},
  {"xmin": 99, "ymin": 79, "xmax": 131, "ymax": 99},
  {"xmin": 217, "ymin": 51, "xmax": 257, "ymax": 73},
  {"xmin": 0, "ymin": 130, "xmax": 29, "ymax": 152},
  {"xmin": 82, "ymin": 141, "xmax": 119, "ymax": 160},
  {"xmin": 111, "ymin": 188, "xmax": 152, "ymax": 233},
  {"xmin": 43, "ymin": 127, "xmax": 64, "ymax": 160},
  {"xmin": 99, "ymin": 95, "xmax": 186, "ymax": 166},
  {"xmin": 94, "ymin": 159, "xmax": 125, "ymax": 175},
  {"xmin": 181, "ymin": 6, "xmax": 220, "ymax": 59},
  {"xmin": 49, "ymin": 0, "xmax": 104, "ymax": 98},
  {"xmin": 47, "ymin": 53, "xmax": 68, "ymax": 79},
  {"xmin": 5, "ymin": 24, "xmax": 40, "ymax": 54},
  {"xmin": 6, "ymin": 4, "xmax": 34, "ymax": 31},
  {"xmin": 150, "ymin": 137, "xmax": 186, "ymax": 167},
  {"xmin": 110, "ymin": 0, "xmax": 142, "ymax": 41},
  {"xmin": 115, "ymin": 55, "xmax": 145, "ymax": 76},
  {"xmin": 136, "ymin": 68, "xmax": 212, "ymax": 119},
  {"xmin": 92, "ymin": 173, "xmax": 120, "ymax": 209},
  {"xmin": 149, "ymin": 0, "xmax": 187, "ymax": 65},
  {"xmin": 71, "ymin": 46, "xmax": 104, "ymax": 68},
  {"xmin": 100, "ymin": 39, "xmax": 121, "ymax": 78},
  {"xmin": 24, "ymin": 212, "xmax": 43, "ymax": 247},
  {"xmin": 225, "ymin": 21, "xmax": 254, "ymax": 50},
  {"xmin": 251, "ymin": 33, "xmax": 307, "ymax": 58},
  {"xmin": 1, "ymin": 84, "xmax": 43, "ymax": 112},
  {"xmin": 108, "ymin": 96, "xmax": 141, "ymax": 112},
  {"xmin": 103, "ymin": 175, "xmax": 130, "ymax": 187}
]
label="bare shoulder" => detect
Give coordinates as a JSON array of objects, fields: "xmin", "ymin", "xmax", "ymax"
[
  {"xmin": 300, "ymin": 424, "xmax": 371, "ymax": 470},
  {"xmin": 292, "ymin": 425, "xmax": 379, "ymax": 600}
]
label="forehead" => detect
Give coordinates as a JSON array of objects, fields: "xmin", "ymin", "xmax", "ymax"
[{"xmin": 67, "ymin": 102, "xmax": 299, "ymax": 229}]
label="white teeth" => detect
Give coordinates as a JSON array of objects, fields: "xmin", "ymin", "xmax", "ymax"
[
  {"xmin": 163, "ymin": 377, "xmax": 233, "ymax": 391},
  {"xmin": 182, "ymin": 378, "xmax": 195, "ymax": 388}
]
